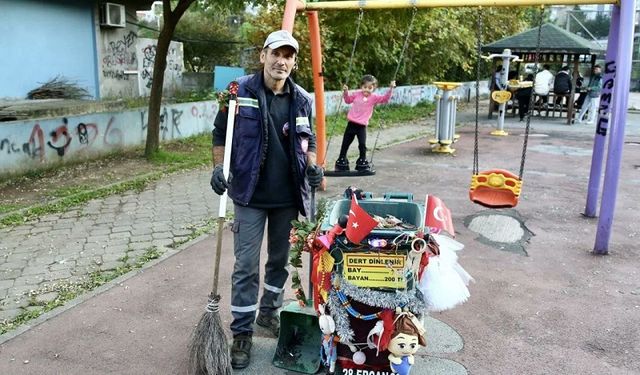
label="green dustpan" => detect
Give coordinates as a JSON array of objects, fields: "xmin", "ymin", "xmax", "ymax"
[
  {"xmin": 272, "ymin": 188, "xmax": 321, "ymax": 374},
  {"xmin": 272, "ymin": 300, "xmax": 321, "ymax": 373}
]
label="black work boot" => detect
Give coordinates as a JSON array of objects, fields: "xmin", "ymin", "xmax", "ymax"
[
  {"xmin": 355, "ymin": 158, "xmax": 370, "ymax": 171},
  {"xmin": 256, "ymin": 312, "xmax": 280, "ymax": 337},
  {"xmin": 334, "ymin": 157, "xmax": 350, "ymax": 171},
  {"xmin": 231, "ymin": 333, "xmax": 252, "ymax": 369}
]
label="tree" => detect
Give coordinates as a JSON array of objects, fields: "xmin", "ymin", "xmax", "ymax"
[
  {"xmin": 144, "ymin": 0, "xmax": 273, "ymax": 158},
  {"xmin": 582, "ymin": 12, "xmax": 611, "ymax": 39},
  {"xmin": 175, "ymin": 9, "xmax": 243, "ymax": 72},
  {"xmin": 567, "ymin": 6, "xmax": 588, "ymax": 35},
  {"xmin": 243, "ymin": 7, "xmax": 530, "ymax": 90},
  {"xmin": 144, "ymin": 0, "xmax": 196, "ymax": 157}
]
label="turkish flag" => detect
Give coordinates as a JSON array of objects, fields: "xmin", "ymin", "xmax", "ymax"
[
  {"xmin": 345, "ymin": 195, "xmax": 378, "ymax": 244},
  {"xmin": 425, "ymin": 195, "xmax": 455, "ymax": 236}
]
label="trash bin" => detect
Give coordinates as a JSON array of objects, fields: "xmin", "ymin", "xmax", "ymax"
[{"xmin": 319, "ymin": 193, "xmax": 428, "ymax": 374}]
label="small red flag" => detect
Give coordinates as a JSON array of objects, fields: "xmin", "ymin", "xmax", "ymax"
[
  {"xmin": 425, "ymin": 195, "xmax": 455, "ymax": 236},
  {"xmin": 345, "ymin": 195, "xmax": 378, "ymax": 244}
]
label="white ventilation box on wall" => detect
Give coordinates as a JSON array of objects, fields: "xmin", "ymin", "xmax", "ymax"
[{"xmin": 100, "ymin": 3, "xmax": 126, "ymax": 28}]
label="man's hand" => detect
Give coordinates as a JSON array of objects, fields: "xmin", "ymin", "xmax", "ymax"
[
  {"xmin": 210, "ymin": 164, "xmax": 231, "ymax": 195},
  {"xmin": 305, "ymin": 164, "xmax": 323, "ymax": 189}
]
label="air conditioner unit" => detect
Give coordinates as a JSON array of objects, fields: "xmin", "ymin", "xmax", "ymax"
[{"xmin": 100, "ymin": 3, "xmax": 126, "ymax": 28}]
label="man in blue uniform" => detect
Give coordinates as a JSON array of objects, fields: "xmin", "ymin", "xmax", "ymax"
[{"xmin": 210, "ymin": 30, "xmax": 323, "ymax": 369}]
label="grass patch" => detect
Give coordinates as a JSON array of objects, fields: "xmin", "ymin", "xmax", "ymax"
[
  {"xmin": 0, "ymin": 150, "xmax": 137, "ymax": 187},
  {"xmin": 48, "ymin": 185, "xmax": 94, "ymax": 199},
  {"xmin": 170, "ymin": 218, "xmax": 218, "ymax": 248},
  {"xmin": 0, "ymin": 247, "xmax": 164, "ymax": 335},
  {"xmin": 0, "ymin": 174, "xmax": 161, "ymax": 227},
  {"xmin": 149, "ymin": 134, "xmax": 212, "ymax": 168},
  {"xmin": 0, "ymin": 203, "xmax": 25, "ymax": 215}
]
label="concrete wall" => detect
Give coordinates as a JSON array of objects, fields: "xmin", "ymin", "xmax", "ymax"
[
  {"xmin": 98, "ymin": 28, "xmax": 140, "ymax": 98},
  {"xmin": 0, "ymin": 80, "xmax": 488, "ymax": 176},
  {"xmin": 322, "ymin": 80, "xmax": 490, "ymax": 116},
  {"xmin": 0, "ymin": 0, "xmax": 99, "ymax": 99},
  {"xmin": 0, "ymin": 100, "xmax": 218, "ymax": 175},
  {"xmin": 98, "ymin": 31, "xmax": 185, "ymax": 98},
  {"xmin": 137, "ymin": 38, "xmax": 184, "ymax": 96}
]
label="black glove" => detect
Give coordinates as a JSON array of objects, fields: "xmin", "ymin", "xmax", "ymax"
[
  {"xmin": 344, "ymin": 186, "xmax": 365, "ymax": 200},
  {"xmin": 210, "ymin": 164, "xmax": 231, "ymax": 195},
  {"xmin": 305, "ymin": 164, "xmax": 323, "ymax": 189}
]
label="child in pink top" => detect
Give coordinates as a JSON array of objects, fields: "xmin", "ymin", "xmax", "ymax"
[{"xmin": 335, "ymin": 74, "xmax": 396, "ymax": 172}]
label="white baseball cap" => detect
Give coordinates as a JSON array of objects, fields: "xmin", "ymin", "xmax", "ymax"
[{"xmin": 263, "ymin": 30, "xmax": 299, "ymax": 53}]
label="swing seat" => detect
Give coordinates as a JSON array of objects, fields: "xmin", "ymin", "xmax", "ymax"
[{"xmin": 469, "ymin": 169, "xmax": 522, "ymax": 208}]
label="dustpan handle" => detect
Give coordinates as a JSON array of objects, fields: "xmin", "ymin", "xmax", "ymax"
[{"xmin": 307, "ymin": 188, "xmax": 315, "ymax": 305}]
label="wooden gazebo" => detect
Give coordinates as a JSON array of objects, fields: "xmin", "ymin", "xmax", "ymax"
[{"xmin": 482, "ymin": 23, "xmax": 605, "ymax": 124}]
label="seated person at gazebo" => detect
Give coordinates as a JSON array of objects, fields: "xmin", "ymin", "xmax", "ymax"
[
  {"xmin": 534, "ymin": 64, "xmax": 554, "ymax": 109},
  {"xmin": 515, "ymin": 74, "xmax": 534, "ymax": 122},
  {"xmin": 574, "ymin": 73, "xmax": 586, "ymax": 109},
  {"xmin": 553, "ymin": 66, "xmax": 572, "ymax": 109}
]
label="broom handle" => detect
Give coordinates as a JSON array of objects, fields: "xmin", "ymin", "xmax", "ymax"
[{"xmin": 212, "ymin": 97, "xmax": 237, "ymax": 296}]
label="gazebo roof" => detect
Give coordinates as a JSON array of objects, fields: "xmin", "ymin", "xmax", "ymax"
[{"xmin": 481, "ymin": 23, "xmax": 605, "ymax": 55}]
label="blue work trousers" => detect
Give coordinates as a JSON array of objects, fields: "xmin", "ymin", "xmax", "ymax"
[{"xmin": 229, "ymin": 204, "xmax": 298, "ymax": 336}]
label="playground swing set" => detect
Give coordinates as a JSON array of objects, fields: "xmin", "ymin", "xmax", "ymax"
[
  {"xmin": 323, "ymin": 7, "xmax": 419, "ymax": 177},
  {"xmin": 311, "ymin": 1, "xmax": 546, "ymax": 208},
  {"xmin": 469, "ymin": 6, "xmax": 545, "ymax": 208},
  {"xmin": 264, "ymin": 1, "xmax": 633, "ymax": 374}
]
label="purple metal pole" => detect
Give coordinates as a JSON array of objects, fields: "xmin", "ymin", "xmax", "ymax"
[
  {"xmin": 594, "ymin": 0, "xmax": 636, "ymax": 254},
  {"xmin": 584, "ymin": 8, "xmax": 620, "ymax": 217}
]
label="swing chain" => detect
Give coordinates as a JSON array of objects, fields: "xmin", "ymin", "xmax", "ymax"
[
  {"xmin": 371, "ymin": 7, "xmax": 418, "ymax": 168},
  {"xmin": 323, "ymin": 8, "xmax": 365, "ymax": 167},
  {"xmin": 473, "ymin": 8, "xmax": 483, "ymax": 176},
  {"xmin": 393, "ymin": 6, "xmax": 418, "ymax": 81},
  {"xmin": 346, "ymin": 8, "xmax": 365, "ymax": 86},
  {"xmin": 520, "ymin": 5, "xmax": 545, "ymax": 179}
]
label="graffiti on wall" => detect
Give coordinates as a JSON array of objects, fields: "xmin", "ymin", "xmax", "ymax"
[
  {"xmin": 0, "ymin": 117, "xmax": 109, "ymax": 162},
  {"xmin": 0, "ymin": 124, "xmax": 45, "ymax": 161},
  {"xmin": 137, "ymin": 38, "xmax": 184, "ymax": 96},
  {"xmin": 140, "ymin": 44, "xmax": 156, "ymax": 89},
  {"xmin": 0, "ymin": 101, "xmax": 217, "ymax": 175},
  {"xmin": 102, "ymin": 30, "xmax": 138, "ymax": 82},
  {"xmin": 139, "ymin": 107, "xmax": 185, "ymax": 141}
]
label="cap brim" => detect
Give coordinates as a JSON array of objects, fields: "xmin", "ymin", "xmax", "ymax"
[{"xmin": 266, "ymin": 41, "xmax": 298, "ymax": 53}]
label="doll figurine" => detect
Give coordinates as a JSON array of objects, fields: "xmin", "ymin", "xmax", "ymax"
[
  {"xmin": 387, "ymin": 312, "xmax": 426, "ymax": 375},
  {"xmin": 319, "ymin": 304, "xmax": 339, "ymax": 374}
]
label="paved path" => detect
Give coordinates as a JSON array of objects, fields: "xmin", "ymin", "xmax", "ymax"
[
  {"xmin": 0, "ymin": 171, "xmax": 217, "ymax": 320},
  {"xmin": 1, "ymin": 101, "xmax": 639, "ymax": 374},
  {"xmin": 0, "ymin": 119, "xmax": 432, "ymax": 322}
]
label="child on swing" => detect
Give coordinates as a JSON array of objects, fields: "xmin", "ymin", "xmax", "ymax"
[{"xmin": 334, "ymin": 74, "xmax": 396, "ymax": 172}]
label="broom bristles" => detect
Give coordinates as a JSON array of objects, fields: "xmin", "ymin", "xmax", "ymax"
[{"xmin": 188, "ymin": 294, "xmax": 232, "ymax": 375}]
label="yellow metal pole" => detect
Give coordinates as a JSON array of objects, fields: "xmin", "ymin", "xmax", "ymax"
[{"xmin": 299, "ymin": 0, "xmax": 618, "ymax": 11}]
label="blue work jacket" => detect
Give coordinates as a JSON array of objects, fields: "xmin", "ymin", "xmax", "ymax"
[{"xmin": 212, "ymin": 73, "xmax": 315, "ymax": 216}]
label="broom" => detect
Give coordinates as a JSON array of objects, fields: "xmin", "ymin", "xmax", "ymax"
[{"xmin": 188, "ymin": 83, "xmax": 238, "ymax": 375}]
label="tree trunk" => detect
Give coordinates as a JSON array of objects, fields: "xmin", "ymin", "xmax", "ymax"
[{"xmin": 144, "ymin": 0, "xmax": 194, "ymax": 158}]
